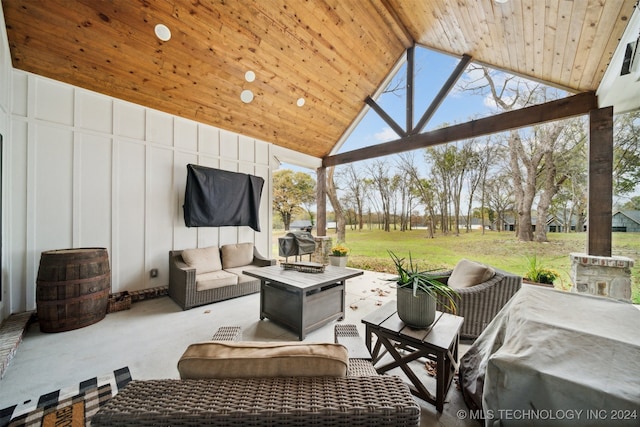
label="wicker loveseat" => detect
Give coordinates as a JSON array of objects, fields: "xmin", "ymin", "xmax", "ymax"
[
  {"xmin": 169, "ymin": 242, "xmax": 276, "ymax": 310},
  {"xmin": 435, "ymin": 259, "xmax": 522, "ymax": 339},
  {"xmin": 92, "ymin": 325, "xmax": 420, "ymax": 426}
]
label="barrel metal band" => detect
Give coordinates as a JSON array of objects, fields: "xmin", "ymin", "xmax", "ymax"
[
  {"xmin": 36, "ymin": 272, "xmax": 110, "ymax": 287},
  {"xmin": 36, "ymin": 288, "xmax": 110, "ymax": 306}
]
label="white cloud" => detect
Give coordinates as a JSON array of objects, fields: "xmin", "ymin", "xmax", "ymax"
[{"xmin": 374, "ymin": 127, "xmax": 399, "ymax": 142}]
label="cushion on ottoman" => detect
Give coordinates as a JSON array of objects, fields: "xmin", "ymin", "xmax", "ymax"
[
  {"xmin": 178, "ymin": 341, "xmax": 349, "ymax": 379},
  {"xmin": 221, "ymin": 242, "xmax": 254, "ymax": 269},
  {"xmin": 181, "ymin": 246, "xmax": 222, "ymax": 274},
  {"xmin": 448, "ymin": 259, "xmax": 495, "ymax": 288}
]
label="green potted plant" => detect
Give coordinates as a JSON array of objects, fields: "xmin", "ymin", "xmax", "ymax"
[
  {"xmin": 328, "ymin": 244, "xmax": 349, "ymax": 267},
  {"xmin": 523, "ymin": 255, "xmax": 558, "ymax": 287},
  {"xmin": 388, "ymin": 250, "xmax": 459, "ymax": 328}
]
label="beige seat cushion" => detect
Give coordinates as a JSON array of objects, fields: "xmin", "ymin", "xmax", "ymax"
[
  {"xmin": 181, "ymin": 246, "xmax": 222, "ymax": 274},
  {"xmin": 221, "ymin": 242, "xmax": 254, "ymax": 269},
  {"xmin": 195, "ymin": 270, "xmax": 238, "ymax": 291},
  {"xmin": 223, "ymin": 266, "xmax": 257, "ymax": 284},
  {"xmin": 449, "ymin": 259, "xmax": 495, "ymax": 289},
  {"xmin": 178, "ymin": 341, "xmax": 349, "ymax": 379}
]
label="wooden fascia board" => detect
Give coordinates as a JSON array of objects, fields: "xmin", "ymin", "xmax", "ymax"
[{"xmin": 323, "ymin": 91, "xmax": 598, "ymax": 167}]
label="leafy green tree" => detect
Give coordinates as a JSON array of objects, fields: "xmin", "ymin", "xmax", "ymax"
[
  {"xmin": 620, "ymin": 196, "xmax": 640, "ymax": 210},
  {"xmin": 613, "ymin": 110, "xmax": 640, "ymax": 195},
  {"xmin": 272, "ymin": 169, "xmax": 316, "ymax": 230}
]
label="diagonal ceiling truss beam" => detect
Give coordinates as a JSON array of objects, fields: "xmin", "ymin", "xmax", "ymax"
[
  {"xmin": 365, "ymin": 50, "xmax": 472, "ymax": 140},
  {"xmin": 323, "ymin": 91, "xmax": 598, "ymax": 167},
  {"xmin": 412, "ymin": 54, "xmax": 473, "ymax": 135}
]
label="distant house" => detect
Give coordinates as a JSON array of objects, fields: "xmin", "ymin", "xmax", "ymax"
[
  {"xmin": 612, "ymin": 210, "xmax": 640, "ymax": 232},
  {"xmin": 289, "ymin": 220, "xmax": 314, "ymax": 231},
  {"xmin": 497, "ymin": 213, "xmax": 579, "ymax": 233},
  {"xmin": 458, "ymin": 216, "xmax": 488, "ymax": 230}
]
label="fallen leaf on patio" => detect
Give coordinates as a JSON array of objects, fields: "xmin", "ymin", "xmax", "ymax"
[
  {"xmin": 375, "ymin": 300, "xmax": 383, "ymax": 306},
  {"xmin": 204, "ymin": 310, "xmax": 211, "ymax": 314},
  {"xmin": 425, "ymin": 360, "xmax": 437, "ymax": 377},
  {"xmin": 349, "ymin": 303, "xmax": 358, "ymax": 310}
]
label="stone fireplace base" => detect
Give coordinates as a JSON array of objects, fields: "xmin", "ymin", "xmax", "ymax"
[{"xmin": 570, "ymin": 253, "xmax": 634, "ymax": 301}]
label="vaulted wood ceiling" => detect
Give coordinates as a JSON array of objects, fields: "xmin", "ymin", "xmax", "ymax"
[{"xmin": 3, "ymin": 0, "xmax": 636, "ymax": 159}]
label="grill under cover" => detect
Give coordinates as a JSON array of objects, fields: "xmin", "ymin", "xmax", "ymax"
[{"xmin": 278, "ymin": 231, "xmax": 316, "ymax": 257}]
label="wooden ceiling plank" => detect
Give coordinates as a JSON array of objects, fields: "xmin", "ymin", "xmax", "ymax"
[
  {"xmin": 569, "ymin": 0, "xmax": 606, "ymax": 89},
  {"xmin": 464, "ymin": 1, "xmax": 491, "ymax": 59},
  {"xmin": 541, "ymin": 0, "xmax": 559, "ymax": 84},
  {"xmin": 559, "ymin": 0, "xmax": 588, "ymax": 85},
  {"xmin": 434, "ymin": 0, "xmax": 468, "ymax": 56},
  {"xmin": 262, "ymin": 0, "xmax": 400, "ymax": 88},
  {"xmin": 241, "ymin": 0, "xmax": 390, "ymax": 107},
  {"xmin": 489, "ymin": 0, "xmax": 512, "ymax": 70},
  {"xmin": 503, "ymin": 0, "xmax": 525, "ymax": 77},
  {"xmin": 578, "ymin": 0, "xmax": 629, "ymax": 90},
  {"xmin": 374, "ymin": 0, "xmax": 415, "ymax": 48},
  {"xmin": 323, "ymin": 91, "xmax": 598, "ymax": 167},
  {"xmin": 550, "ymin": 0, "xmax": 575, "ymax": 85},
  {"xmin": 448, "ymin": 0, "xmax": 475, "ymax": 55},
  {"xmin": 532, "ymin": 0, "xmax": 547, "ymax": 79},
  {"xmin": 519, "ymin": 0, "xmax": 535, "ymax": 79}
]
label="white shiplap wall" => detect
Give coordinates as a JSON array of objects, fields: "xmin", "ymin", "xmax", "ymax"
[{"xmin": 5, "ymin": 70, "xmax": 275, "ymax": 314}]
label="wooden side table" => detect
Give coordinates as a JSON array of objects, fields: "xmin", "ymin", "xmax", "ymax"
[{"xmin": 361, "ymin": 301, "xmax": 464, "ymax": 412}]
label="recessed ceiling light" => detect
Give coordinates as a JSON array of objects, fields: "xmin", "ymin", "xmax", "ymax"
[
  {"xmin": 494, "ymin": 0, "xmax": 509, "ymax": 4},
  {"xmin": 240, "ymin": 90, "xmax": 254, "ymax": 103},
  {"xmin": 154, "ymin": 24, "xmax": 171, "ymax": 41},
  {"xmin": 296, "ymin": 98, "xmax": 305, "ymax": 107},
  {"xmin": 245, "ymin": 71, "xmax": 256, "ymax": 82}
]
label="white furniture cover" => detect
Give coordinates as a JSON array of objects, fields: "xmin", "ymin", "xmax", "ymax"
[{"xmin": 459, "ymin": 285, "xmax": 640, "ymax": 426}]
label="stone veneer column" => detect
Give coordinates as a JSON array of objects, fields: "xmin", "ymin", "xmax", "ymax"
[
  {"xmin": 570, "ymin": 253, "xmax": 634, "ymax": 301},
  {"xmin": 313, "ymin": 236, "xmax": 332, "ymax": 265}
]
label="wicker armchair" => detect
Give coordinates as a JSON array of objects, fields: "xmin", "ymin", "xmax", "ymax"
[
  {"xmin": 436, "ymin": 267, "xmax": 522, "ymax": 339},
  {"xmin": 92, "ymin": 325, "xmax": 420, "ymax": 427}
]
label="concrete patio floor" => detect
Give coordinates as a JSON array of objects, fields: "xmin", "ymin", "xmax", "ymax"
[{"xmin": 0, "ymin": 269, "xmax": 478, "ymax": 426}]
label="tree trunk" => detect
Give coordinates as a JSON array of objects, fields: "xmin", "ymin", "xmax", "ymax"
[{"xmin": 327, "ymin": 167, "xmax": 346, "ymax": 242}]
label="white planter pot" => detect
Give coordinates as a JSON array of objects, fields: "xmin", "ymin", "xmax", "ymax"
[
  {"xmin": 396, "ymin": 286, "xmax": 436, "ymax": 328},
  {"xmin": 328, "ymin": 255, "xmax": 348, "ymax": 267}
]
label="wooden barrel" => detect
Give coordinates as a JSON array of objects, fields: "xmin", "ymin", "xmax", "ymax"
[{"xmin": 36, "ymin": 248, "xmax": 111, "ymax": 333}]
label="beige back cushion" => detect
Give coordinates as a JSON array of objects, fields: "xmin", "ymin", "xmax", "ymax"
[
  {"xmin": 449, "ymin": 259, "xmax": 495, "ymax": 289},
  {"xmin": 180, "ymin": 246, "xmax": 222, "ymax": 274},
  {"xmin": 178, "ymin": 341, "xmax": 349, "ymax": 379},
  {"xmin": 221, "ymin": 242, "xmax": 254, "ymax": 269}
]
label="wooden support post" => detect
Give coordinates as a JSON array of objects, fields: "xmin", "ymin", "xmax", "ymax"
[
  {"xmin": 406, "ymin": 46, "xmax": 414, "ymax": 133},
  {"xmin": 587, "ymin": 107, "xmax": 613, "ymax": 257},
  {"xmin": 316, "ymin": 166, "xmax": 326, "ymax": 236}
]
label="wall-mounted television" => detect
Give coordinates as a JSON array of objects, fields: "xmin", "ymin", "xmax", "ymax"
[{"xmin": 183, "ymin": 164, "xmax": 264, "ymax": 231}]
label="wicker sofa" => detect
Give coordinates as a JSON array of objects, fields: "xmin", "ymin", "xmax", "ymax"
[
  {"xmin": 92, "ymin": 325, "xmax": 420, "ymax": 426},
  {"xmin": 169, "ymin": 243, "xmax": 276, "ymax": 310},
  {"xmin": 435, "ymin": 259, "xmax": 522, "ymax": 339}
]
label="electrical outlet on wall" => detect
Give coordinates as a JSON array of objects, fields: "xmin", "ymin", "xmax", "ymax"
[{"xmin": 150, "ymin": 268, "xmax": 159, "ymax": 278}]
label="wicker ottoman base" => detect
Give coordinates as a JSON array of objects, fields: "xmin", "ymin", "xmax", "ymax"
[{"xmin": 92, "ymin": 377, "xmax": 420, "ymax": 426}]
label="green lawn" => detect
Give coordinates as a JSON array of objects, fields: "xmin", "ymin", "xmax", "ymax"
[{"xmin": 273, "ymin": 228, "xmax": 640, "ymax": 303}]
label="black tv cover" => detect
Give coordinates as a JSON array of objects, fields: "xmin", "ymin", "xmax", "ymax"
[{"xmin": 184, "ymin": 164, "xmax": 264, "ymax": 231}]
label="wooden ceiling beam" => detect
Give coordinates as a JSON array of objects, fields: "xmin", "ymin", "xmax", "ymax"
[{"xmin": 323, "ymin": 91, "xmax": 598, "ymax": 167}]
